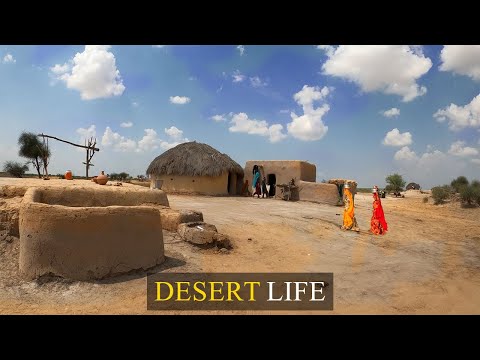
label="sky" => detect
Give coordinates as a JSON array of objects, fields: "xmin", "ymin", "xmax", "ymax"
[{"xmin": 0, "ymin": 45, "xmax": 479, "ymax": 189}]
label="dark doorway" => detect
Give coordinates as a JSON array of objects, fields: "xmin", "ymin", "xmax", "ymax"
[
  {"xmin": 268, "ymin": 174, "xmax": 276, "ymax": 197},
  {"xmin": 227, "ymin": 172, "xmax": 231, "ymax": 194}
]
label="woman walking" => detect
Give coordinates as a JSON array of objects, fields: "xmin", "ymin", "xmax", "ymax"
[
  {"xmin": 341, "ymin": 183, "xmax": 359, "ymax": 232},
  {"xmin": 370, "ymin": 186, "xmax": 388, "ymax": 235}
]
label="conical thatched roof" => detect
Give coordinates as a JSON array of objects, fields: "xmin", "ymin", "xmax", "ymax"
[{"xmin": 146, "ymin": 141, "xmax": 244, "ymax": 177}]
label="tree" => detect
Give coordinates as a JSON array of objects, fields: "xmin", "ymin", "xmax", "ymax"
[
  {"xmin": 3, "ymin": 161, "xmax": 29, "ymax": 178},
  {"xmin": 18, "ymin": 132, "xmax": 47, "ymax": 179},
  {"xmin": 119, "ymin": 172, "xmax": 129, "ymax": 181},
  {"xmin": 385, "ymin": 173, "xmax": 406, "ymax": 193},
  {"xmin": 431, "ymin": 186, "xmax": 450, "ymax": 205},
  {"xmin": 451, "ymin": 176, "xmax": 469, "ymax": 193},
  {"xmin": 460, "ymin": 185, "xmax": 480, "ymax": 206}
]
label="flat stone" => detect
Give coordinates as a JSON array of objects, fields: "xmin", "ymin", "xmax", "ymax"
[{"xmin": 177, "ymin": 222, "xmax": 218, "ymax": 245}]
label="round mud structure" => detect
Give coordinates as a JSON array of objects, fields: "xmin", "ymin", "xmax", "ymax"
[{"xmin": 19, "ymin": 187, "xmax": 166, "ymax": 281}]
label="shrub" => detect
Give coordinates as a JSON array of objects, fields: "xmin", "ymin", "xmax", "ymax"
[
  {"xmin": 471, "ymin": 180, "xmax": 480, "ymax": 189},
  {"xmin": 423, "ymin": 196, "xmax": 428, "ymax": 203},
  {"xmin": 385, "ymin": 173, "xmax": 406, "ymax": 193},
  {"xmin": 460, "ymin": 185, "xmax": 480, "ymax": 206},
  {"xmin": 3, "ymin": 161, "xmax": 29, "ymax": 178},
  {"xmin": 451, "ymin": 176, "xmax": 469, "ymax": 193},
  {"xmin": 431, "ymin": 186, "xmax": 450, "ymax": 205}
]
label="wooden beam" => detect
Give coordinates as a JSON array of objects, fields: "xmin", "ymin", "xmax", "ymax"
[{"xmin": 37, "ymin": 133, "xmax": 100, "ymax": 151}]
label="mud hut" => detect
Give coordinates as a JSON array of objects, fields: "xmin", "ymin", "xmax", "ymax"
[
  {"xmin": 406, "ymin": 182, "xmax": 420, "ymax": 190},
  {"xmin": 146, "ymin": 141, "xmax": 244, "ymax": 195}
]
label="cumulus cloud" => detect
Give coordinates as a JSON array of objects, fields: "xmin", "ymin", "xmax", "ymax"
[
  {"xmin": 164, "ymin": 126, "xmax": 183, "ymax": 141},
  {"xmin": 287, "ymin": 85, "xmax": 331, "ymax": 141},
  {"xmin": 250, "ymin": 76, "xmax": 268, "ymax": 88},
  {"xmin": 318, "ymin": 45, "xmax": 432, "ymax": 102},
  {"xmin": 120, "ymin": 121, "xmax": 133, "ymax": 128},
  {"xmin": 433, "ymin": 93, "xmax": 480, "ymax": 131},
  {"xmin": 50, "ymin": 45, "xmax": 125, "ymax": 100},
  {"xmin": 439, "ymin": 45, "xmax": 480, "ymax": 81},
  {"xmin": 382, "ymin": 107, "xmax": 400, "ymax": 118},
  {"xmin": 211, "ymin": 114, "xmax": 226, "ymax": 122},
  {"xmin": 393, "ymin": 147, "xmax": 469, "ymax": 188},
  {"xmin": 383, "ymin": 128, "xmax": 413, "ymax": 147},
  {"xmin": 448, "ymin": 140, "xmax": 479, "ymax": 157},
  {"xmin": 2, "ymin": 53, "xmax": 16, "ymax": 64},
  {"xmin": 232, "ymin": 70, "xmax": 245, "ymax": 83},
  {"xmin": 76, "ymin": 125, "xmax": 96, "ymax": 141},
  {"xmin": 229, "ymin": 113, "xmax": 287, "ymax": 143},
  {"xmin": 169, "ymin": 96, "xmax": 191, "ymax": 105},
  {"xmin": 102, "ymin": 127, "xmax": 136, "ymax": 152},
  {"xmin": 394, "ymin": 146, "xmax": 417, "ymax": 161},
  {"xmin": 237, "ymin": 45, "xmax": 245, "ymax": 56}
]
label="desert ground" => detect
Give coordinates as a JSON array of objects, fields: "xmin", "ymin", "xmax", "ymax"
[{"xmin": 1, "ymin": 177, "xmax": 480, "ymax": 314}]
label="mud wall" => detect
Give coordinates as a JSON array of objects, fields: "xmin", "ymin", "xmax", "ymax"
[
  {"xmin": 19, "ymin": 187, "xmax": 165, "ymax": 281},
  {"xmin": 150, "ymin": 173, "xmax": 230, "ymax": 195}
]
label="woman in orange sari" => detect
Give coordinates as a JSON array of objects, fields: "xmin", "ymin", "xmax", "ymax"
[
  {"xmin": 370, "ymin": 186, "xmax": 388, "ymax": 235},
  {"xmin": 341, "ymin": 183, "xmax": 359, "ymax": 232}
]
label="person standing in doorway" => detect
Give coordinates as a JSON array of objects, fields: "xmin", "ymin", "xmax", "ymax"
[
  {"xmin": 252, "ymin": 168, "xmax": 261, "ymax": 198},
  {"xmin": 261, "ymin": 177, "xmax": 268, "ymax": 198}
]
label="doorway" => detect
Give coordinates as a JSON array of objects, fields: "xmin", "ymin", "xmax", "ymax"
[
  {"xmin": 267, "ymin": 174, "xmax": 276, "ymax": 197},
  {"xmin": 227, "ymin": 172, "xmax": 231, "ymax": 194}
]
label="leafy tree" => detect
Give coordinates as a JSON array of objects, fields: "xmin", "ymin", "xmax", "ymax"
[
  {"xmin": 3, "ymin": 161, "xmax": 29, "ymax": 178},
  {"xmin": 460, "ymin": 185, "xmax": 480, "ymax": 206},
  {"xmin": 385, "ymin": 173, "xmax": 406, "ymax": 193},
  {"xmin": 119, "ymin": 172, "xmax": 129, "ymax": 181},
  {"xmin": 451, "ymin": 176, "xmax": 469, "ymax": 193},
  {"xmin": 431, "ymin": 186, "xmax": 451, "ymax": 205},
  {"xmin": 18, "ymin": 132, "xmax": 46, "ymax": 178}
]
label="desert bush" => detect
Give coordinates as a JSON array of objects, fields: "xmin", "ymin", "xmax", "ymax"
[
  {"xmin": 3, "ymin": 161, "xmax": 29, "ymax": 178},
  {"xmin": 471, "ymin": 180, "xmax": 480, "ymax": 189},
  {"xmin": 431, "ymin": 186, "xmax": 450, "ymax": 205},
  {"xmin": 423, "ymin": 196, "xmax": 428, "ymax": 203},
  {"xmin": 460, "ymin": 185, "xmax": 480, "ymax": 206},
  {"xmin": 451, "ymin": 176, "xmax": 469, "ymax": 193}
]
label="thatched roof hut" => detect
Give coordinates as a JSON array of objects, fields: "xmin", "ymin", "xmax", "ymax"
[
  {"xmin": 406, "ymin": 182, "xmax": 420, "ymax": 190},
  {"xmin": 146, "ymin": 141, "xmax": 244, "ymax": 177}
]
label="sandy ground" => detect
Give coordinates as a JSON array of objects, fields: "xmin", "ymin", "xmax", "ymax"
[{"xmin": 1, "ymin": 178, "xmax": 480, "ymax": 314}]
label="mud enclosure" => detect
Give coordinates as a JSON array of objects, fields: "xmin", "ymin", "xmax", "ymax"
[{"xmin": 19, "ymin": 187, "xmax": 166, "ymax": 281}]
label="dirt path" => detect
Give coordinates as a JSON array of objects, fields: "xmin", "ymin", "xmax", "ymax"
[{"xmin": 1, "ymin": 183, "xmax": 480, "ymax": 314}]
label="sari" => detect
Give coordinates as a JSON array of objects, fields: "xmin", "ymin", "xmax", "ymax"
[
  {"xmin": 342, "ymin": 187, "xmax": 359, "ymax": 231},
  {"xmin": 370, "ymin": 192, "xmax": 388, "ymax": 235}
]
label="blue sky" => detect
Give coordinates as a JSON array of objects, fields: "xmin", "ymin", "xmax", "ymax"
[{"xmin": 1, "ymin": 45, "xmax": 479, "ymax": 188}]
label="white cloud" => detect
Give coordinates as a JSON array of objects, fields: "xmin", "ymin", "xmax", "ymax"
[
  {"xmin": 448, "ymin": 141, "xmax": 479, "ymax": 157},
  {"xmin": 169, "ymin": 96, "xmax": 191, "ymax": 105},
  {"xmin": 152, "ymin": 45, "xmax": 166, "ymax": 48},
  {"xmin": 120, "ymin": 121, "xmax": 133, "ymax": 128},
  {"xmin": 318, "ymin": 45, "xmax": 432, "ymax": 102},
  {"xmin": 394, "ymin": 146, "xmax": 417, "ymax": 161},
  {"xmin": 393, "ymin": 147, "xmax": 468, "ymax": 188},
  {"xmin": 383, "ymin": 128, "xmax": 413, "ymax": 147},
  {"xmin": 439, "ymin": 45, "xmax": 480, "ymax": 81},
  {"xmin": 132, "ymin": 101, "xmax": 139, "ymax": 107},
  {"xmin": 137, "ymin": 127, "xmax": 189, "ymax": 152},
  {"xmin": 232, "ymin": 70, "xmax": 245, "ymax": 83},
  {"xmin": 229, "ymin": 112, "xmax": 287, "ymax": 143},
  {"xmin": 2, "ymin": 53, "xmax": 16, "ymax": 64},
  {"xmin": 164, "ymin": 126, "xmax": 183, "ymax": 141},
  {"xmin": 279, "ymin": 109, "xmax": 290, "ymax": 114},
  {"xmin": 76, "ymin": 125, "xmax": 96, "ymax": 141},
  {"xmin": 287, "ymin": 85, "xmax": 331, "ymax": 141},
  {"xmin": 250, "ymin": 76, "xmax": 268, "ymax": 88},
  {"xmin": 237, "ymin": 45, "xmax": 245, "ymax": 56},
  {"xmin": 211, "ymin": 114, "xmax": 226, "ymax": 122},
  {"xmin": 433, "ymin": 93, "xmax": 480, "ymax": 131},
  {"xmin": 102, "ymin": 127, "xmax": 136, "ymax": 152},
  {"xmin": 51, "ymin": 45, "xmax": 125, "ymax": 100},
  {"xmin": 471, "ymin": 159, "xmax": 480, "ymax": 165},
  {"xmin": 382, "ymin": 107, "xmax": 400, "ymax": 118}
]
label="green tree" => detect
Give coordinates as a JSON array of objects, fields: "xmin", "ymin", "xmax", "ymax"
[
  {"xmin": 471, "ymin": 180, "xmax": 480, "ymax": 189},
  {"xmin": 460, "ymin": 185, "xmax": 480, "ymax": 206},
  {"xmin": 385, "ymin": 173, "xmax": 406, "ymax": 193},
  {"xmin": 451, "ymin": 176, "xmax": 469, "ymax": 193},
  {"xmin": 3, "ymin": 161, "xmax": 29, "ymax": 178},
  {"xmin": 18, "ymin": 132, "xmax": 49, "ymax": 179},
  {"xmin": 119, "ymin": 172, "xmax": 129, "ymax": 181},
  {"xmin": 431, "ymin": 186, "xmax": 450, "ymax": 205}
]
